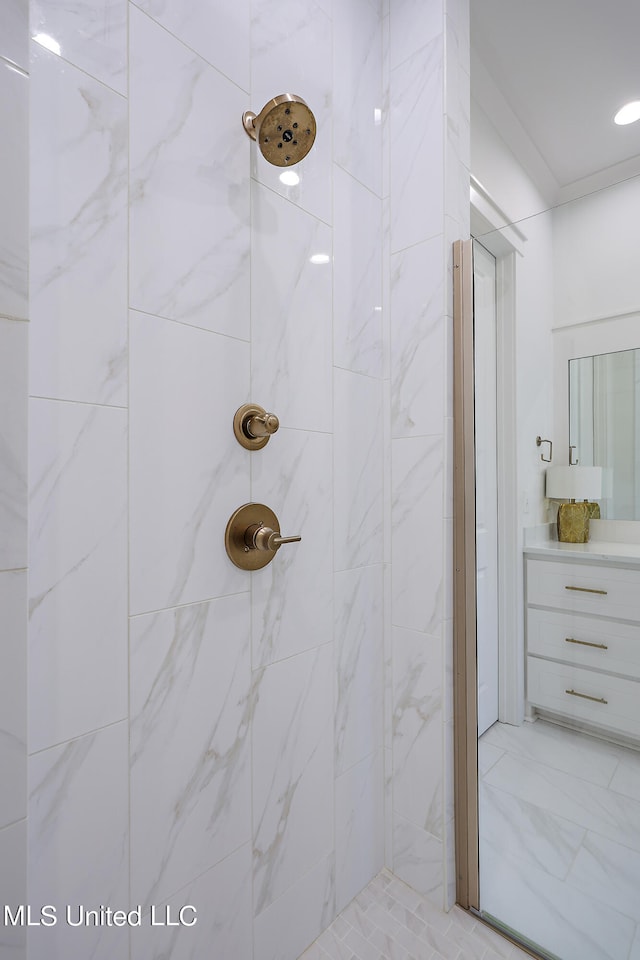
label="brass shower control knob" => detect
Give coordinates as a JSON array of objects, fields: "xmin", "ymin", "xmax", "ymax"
[
  {"xmin": 233, "ymin": 403, "xmax": 279, "ymax": 450},
  {"xmin": 225, "ymin": 503, "xmax": 301, "ymax": 570}
]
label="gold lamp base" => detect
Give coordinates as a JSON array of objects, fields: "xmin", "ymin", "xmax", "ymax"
[
  {"xmin": 557, "ymin": 501, "xmax": 590, "ymax": 543},
  {"xmin": 586, "ymin": 501, "xmax": 601, "ymax": 520}
]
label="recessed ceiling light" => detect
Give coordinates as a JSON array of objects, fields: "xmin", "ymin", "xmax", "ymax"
[
  {"xmin": 309, "ymin": 253, "xmax": 330, "ymax": 265},
  {"xmin": 614, "ymin": 100, "xmax": 640, "ymax": 125}
]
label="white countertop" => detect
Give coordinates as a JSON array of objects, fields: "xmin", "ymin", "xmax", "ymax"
[{"xmin": 524, "ymin": 540, "xmax": 640, "ymax": 565}]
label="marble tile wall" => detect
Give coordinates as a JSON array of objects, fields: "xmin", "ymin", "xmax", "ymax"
[
  {"xmin": 19, "ymin": 0, "xmax": 470, "ymax": 955},
  {"xmin": 386, "ymin": 0, "xmax": 470, "ymax": 913},
  {"xmin": 23, "ymin": 1, "xmax": 393, "ymax": 959},
  {"xmin": 0, "ymin": 4, "xmax": 29, "ymax": 958},
  {"xmin": 26, "ymin": 3, "xmax": 130, "ymax": 956}
]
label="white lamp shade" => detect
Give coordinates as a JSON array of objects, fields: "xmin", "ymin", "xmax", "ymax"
[{"xmin": 546, "ymin": 466, "xmax": 603, "ymax": 500}]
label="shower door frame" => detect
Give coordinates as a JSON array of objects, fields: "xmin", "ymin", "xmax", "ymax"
[
  {"xmin": 452, "ymin": 229, "xmax": 521, "ymax": 914},
  {"xmin": 452, "ymin": 238, "xmax": 479, "ymax": 909}
]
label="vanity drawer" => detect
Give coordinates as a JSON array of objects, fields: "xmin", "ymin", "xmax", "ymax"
[
  {"xmin": 527, "ymin": 608, "xmax": 640, "ymax": 679},
  {"xmin": 527, "ymin": 656, "xmax": 640, "ymax": 739},
  {"xmin": 526, "ymin": 558, "xmax": 640, "ymax": 622}
]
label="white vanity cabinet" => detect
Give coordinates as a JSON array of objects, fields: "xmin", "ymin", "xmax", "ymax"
[{"xmin": 524, "ymin": 544, "xmax": 640, "ymax": 742}]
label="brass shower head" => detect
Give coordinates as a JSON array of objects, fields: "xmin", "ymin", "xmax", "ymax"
[{"xmin": 242, "ymin": 94, "xmax": 316, "ymax": 167}]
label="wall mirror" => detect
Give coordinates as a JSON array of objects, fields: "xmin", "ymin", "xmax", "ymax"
[
  {"xmin": 569, "ymin": 349, "xmax": 640, "ymax": 520},
  {"xmin": 456, "ymin": 2, "xmax": 640, "ymax": 959}
]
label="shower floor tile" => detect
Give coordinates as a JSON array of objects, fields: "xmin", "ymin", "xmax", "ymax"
[{"xmin": 297, "ymin": 869, "xmax": 532, "ymax": 960}]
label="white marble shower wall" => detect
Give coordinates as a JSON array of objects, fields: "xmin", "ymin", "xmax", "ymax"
[
  {"xmin": 20, "ymin": 0, "xmax": 471, "ymax": 956},
  {"xmin": 24, "ymin": 1, "xmax": 391, "ymax": 959},
  {"xmin": 386, "ymin": 0, "xmax": 470, "ymax": 911},
  {"xmin": 0, "ymin": 3, "xmax": 28, "ymax": 958}
]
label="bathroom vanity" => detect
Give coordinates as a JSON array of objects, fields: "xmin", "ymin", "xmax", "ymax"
[{"xmin": 524, "ymin": 540, "xmax": 640, "ymax": 742}]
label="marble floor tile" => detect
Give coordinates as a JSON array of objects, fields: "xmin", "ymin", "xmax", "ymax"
[
  {"xmin": 483, "ymin": 749, "xmax": 640, "ymax": 853},
  {"xmin": 566, "ymin": 830, "xmax": 640, "ymax": 923},
  {"xmin": 477, "ymin": 740, "xmax": 504, "ymax": 778},
  {"xmin": 609, "ymin": 750, "xmax": 640, "ymax": 800},
  {"xmin": 480, "ymin": 843, "xmax": 634, "ymax": 960},
  {"xmin": 296, "ymin": 868, "xmax": 528, "ymax": 960},
  {"xmin": 479, "ymin": 781, "xmax": 586, "ymax": 880},
  {"xmin": 480, "ymin": 717, "xmax": 620, "ymax": 788},
  {"xmin": 478, "ymin": 719, "xmax": 640, "ymax": 960},
  {"xmin": 301, "ymin": 721, "xmax": 640, "ymax": 960}
]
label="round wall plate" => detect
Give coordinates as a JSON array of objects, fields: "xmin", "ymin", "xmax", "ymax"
[{"xmin": 225, "ymin": 503, "xmax": 280, "ymax": 570}]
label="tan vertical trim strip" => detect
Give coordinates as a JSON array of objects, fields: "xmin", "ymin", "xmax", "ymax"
[{"xmin": 452, "ymin": 239, "xmax": 479, "ymax": 909}]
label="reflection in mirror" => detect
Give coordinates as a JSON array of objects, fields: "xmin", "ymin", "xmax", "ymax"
[
  {"xmin": 570, "ymin": 349, "xmax": 640, "ymax": 519},
  {"xmin": 468, "ymin": 3, "xmax": 640, "ymax": 959},
  {"xmin": 472, "ymin": 189, "xmax": 640, "ymax": 960}
]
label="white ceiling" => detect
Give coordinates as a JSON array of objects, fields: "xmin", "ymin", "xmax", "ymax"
[{"xmin": 471, "ymin": 0, "xmax": 640, "ymax": 198}]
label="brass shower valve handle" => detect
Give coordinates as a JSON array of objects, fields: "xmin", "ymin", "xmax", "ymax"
[
  {"xmin": 244, "ymin": 523, "xmax": 301, "ymax": 553},
  {"xmin": 225, "ymin": 503, "xmax": 301, "ymax": 570},
  {"xmin": 233, "ymin": 403, "xmax": 279, "ymax": 449}
]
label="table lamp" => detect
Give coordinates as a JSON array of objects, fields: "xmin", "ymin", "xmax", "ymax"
[{"xmin": 545, "ymin": 466, "xmax": 603, "ymax": 543}]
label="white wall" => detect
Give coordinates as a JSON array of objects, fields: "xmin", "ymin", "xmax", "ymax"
[
  {"xmin": 470, "ymin": 67, "xmax": 556, "ymax": 224},
  {"xmin": 2, "ymin": 1, "xmax": 471, "ymax": 957},
  {"xmin": 553, "ymin": 176, "xmax": 640, "ymax": 330},
  {"xmin": 515, "ymin": 211, "xmax": 555, "ymax": 526},
  {"xmin": 471, "ymin": 91, "xmax": 555, "ymax": 528},
  {"xmin": 552, "ymin": 175, "xmax": 640, "ymax": 498},
  {"xmin": 0, "ymin": 3, "xmax": 28, "ymax": 957}
]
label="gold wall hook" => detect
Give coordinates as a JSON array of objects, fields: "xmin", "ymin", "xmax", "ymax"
[
  {"xmin": 233, "ymin": 403, "xmax": 280, "ymax": 450},
  {"xmin": 225, "ymin": 503, "xmax": 301, "ymax": 570}
]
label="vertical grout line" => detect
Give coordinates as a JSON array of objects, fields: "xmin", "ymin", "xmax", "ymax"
[
  {"xmin": 442, "ymin": 6, "xmax": 451, "ymax": 910},
  {"xmin": 24, "ymin": 28, "xmax": 32, "ymax": 957},
  {"xmin": 386, "ymin": 3, "xmax": 395, "ymax": 880},
  {"xmin": 248, "ymin": 5, "xmax": 255, "ymax": 958},
  {"xmin": 125, "ymin": 4, "xmax": 133, "ymax": 957},
  {"xmin": 329, "ymin": 0, "xmax": 337, "ymax": 918}
]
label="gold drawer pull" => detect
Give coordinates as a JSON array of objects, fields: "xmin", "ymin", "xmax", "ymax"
[
  {"xmin": 565, "ymin": 637, "xmax": 608, "ymax": 650},
  {"xmin": 565, "ymin": 585, "xmax": 607, "ymax": 596},
  {"xmin": 565, "ymin": 587, "xmax": 607, "ymax": 597},
  {"xmin": 565, "ymin": 688, "xmax": 608, "ymax": 704}
]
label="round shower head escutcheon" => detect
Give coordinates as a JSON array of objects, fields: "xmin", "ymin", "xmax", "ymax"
[{"xmin": 242, "ymin": 94, "xmax": 316, "ymax": 167}]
